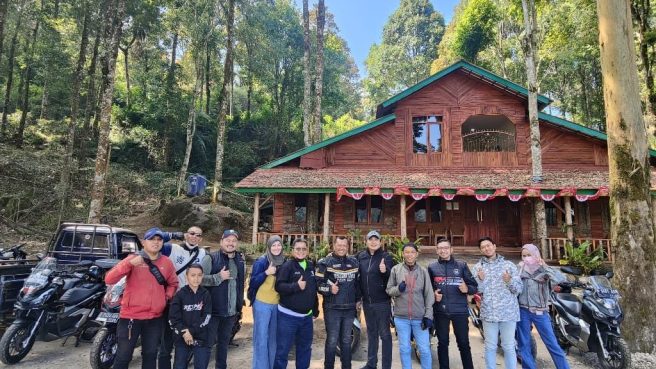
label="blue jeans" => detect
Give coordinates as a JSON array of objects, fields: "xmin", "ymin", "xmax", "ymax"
[
  {"xmin": 324, "ymin": 308, "xmax": 355, "ymax": 369},
  {"xmin": 173, "ymin": 341, "xmax": 211, "ymax": 369},
  {"xmin": 252, "ymin": 300, "xmax": 278, "ymax": 369},
  {"xmin": 483, "ymin": 320, "xmax": 516, "ymax": 369},
  {"xmin": 393, "ymin": 317, "xmax": 431, "ymax": 369},
  {"xmin": 273, "ymin": 311, "xmax": 313, "ymax": 369},
  {"xmin": 518, "ymin": 308, "xmax": 570, "ymax": 369}
]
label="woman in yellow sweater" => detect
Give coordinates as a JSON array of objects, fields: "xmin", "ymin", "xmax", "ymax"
[{"xmin": 248, "ymin": 235, "xmax": 285, "ymax": 369}]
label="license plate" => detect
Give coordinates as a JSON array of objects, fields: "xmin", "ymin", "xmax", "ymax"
[{"xmin": 96, "ymin": 312, "xmax": 119, "ymax": 323}]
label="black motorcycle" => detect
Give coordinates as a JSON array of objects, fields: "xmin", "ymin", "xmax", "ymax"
[
  {"xmin": 0, "ymin": 243, "xmax": 27, "ymax": 261},
  {"xmin": 0, "ymin": 257, "xmax": 108, "ymax": 364},
  {"xmin": 551, "ymin": 267, "xmax": 630, "ymax": 369},
  {"xmin": 89, "ymin": 260, "xmax": 124, "ymax": 369}
]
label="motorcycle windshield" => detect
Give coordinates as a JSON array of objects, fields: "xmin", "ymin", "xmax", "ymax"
[
  {"xmin": 104, "ymin": 276, "xmax": 126, "ymax": 305},
  {"xmin": 589, "ymin": 276, "xmax": 618, "ymax": 297},
  {"xmin": 22, "ymin": 257, "xmax": 57, "ymax": 297}
]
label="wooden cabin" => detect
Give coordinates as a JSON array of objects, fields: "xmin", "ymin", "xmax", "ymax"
[{"xmin": 235, "ymin": 60, "xmax": 656, "ymax": 260}]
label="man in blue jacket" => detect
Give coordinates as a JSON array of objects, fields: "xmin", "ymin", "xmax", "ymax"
[{"xmin": 427, "ymin": 237, "xmax": 477, "ymax": 369}]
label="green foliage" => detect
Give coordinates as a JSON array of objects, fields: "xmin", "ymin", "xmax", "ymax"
[
  {"xmin": 559, "ymin": 240, "xmax": 604, "ymax": 275},
  {"xmin": 347, "ymin": 229, "xmax": 364, "ymax": 253},
  {"xmin": 381, "ymin": 235, "xmax": 422, "ymax": 264},
  {"xmin": 322, "ymin": 113, "xmax": 366, "ymax": 139},
  {"xmin": 452, "ymin": 0, "xmax": 499, "ymax": 62}
]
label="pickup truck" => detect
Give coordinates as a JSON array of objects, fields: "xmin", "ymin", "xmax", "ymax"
[{"xmin": 0, "ymin": 223, "xmax": 143, "ymax": 325}]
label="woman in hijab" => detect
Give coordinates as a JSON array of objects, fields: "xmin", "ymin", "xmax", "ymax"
[
  {"xmin": 516, "ymin": 244, "xmax": 570, "ymax": 369},
  {"xmin": 248, "ymin": 235, "xmax": 285, "ymax": 369}
]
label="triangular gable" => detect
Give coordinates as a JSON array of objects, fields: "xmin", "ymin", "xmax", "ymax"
[
  {"xmin": 260, "ymin": 114, "xmax": 396, "ymax": 169},
  {"xmin": 376, "ymin": 60, "xmax": 552, "ymax": 117}
]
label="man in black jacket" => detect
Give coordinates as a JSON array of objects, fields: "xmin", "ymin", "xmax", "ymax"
[
  {"xmin": 201, "ymin": 229, "xmax": 245, "ymax": 369},
  {"xmin": 273, "ymin": 238, "xmax": 318, "ymax": 369},
  {"xmin": 317, "ymin": 236, "xmax": 361, "ymax": 369},
  {"xmin": 427, "ymin": 237, "xmax": 478, "ymax": 369},
  {"xmin": 357, "ymin": 230, "xmax": 394, "ymax": 369}
]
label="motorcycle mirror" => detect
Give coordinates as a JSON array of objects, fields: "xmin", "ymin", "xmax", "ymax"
[{"xmin": 605, "ymin": 271, "xmax": 614, "ymax": 279}]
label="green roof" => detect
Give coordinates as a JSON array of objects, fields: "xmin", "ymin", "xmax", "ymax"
[
  {"xmin": 260, "ymin": 114, "xmax": 396, "ymax": 169},
  {"xmin": 539, "ymin": 112, "xmax": 656, "ymax": 158},
  {"xmin": 378, "ymin": 60, "xmax": 552, "ymax": 113}
]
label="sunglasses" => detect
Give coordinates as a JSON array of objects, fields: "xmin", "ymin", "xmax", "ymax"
[{"xmin": 188, "ymin": 232, "xmax": 203, "ymax": 237}]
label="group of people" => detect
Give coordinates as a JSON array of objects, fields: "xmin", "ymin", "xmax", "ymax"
[{"xmin": 105, "ymin": 226, "xmax": 572, "ymax": 369}]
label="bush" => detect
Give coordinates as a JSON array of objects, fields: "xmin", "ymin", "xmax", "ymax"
[{"xmin": 559, "ymin": 240, "xmax": 604, "ymax": 275}]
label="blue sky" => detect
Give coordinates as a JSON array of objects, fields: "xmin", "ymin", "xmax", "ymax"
[{"xmin": 294, "ymin": 0, "xmax": 461, "ymax": 77}]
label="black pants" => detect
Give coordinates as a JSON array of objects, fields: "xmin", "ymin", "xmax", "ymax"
[
  {"xmin": 114, "ymin": 317, "xmax": 163, "ymax": 369},
  {"xmin": 324, "ymin": 308, "xmax": 356, "ymax": 369},
  {"xmin": 362, "ymin": 302, "xmax": 392, "ymax": 369},
  {"xmin": 158, "ymin": 310, "xmax": 174, "ymax": 369},
  {"xmin": 434, "ymin": 314, "xmax": 474, "ymax": 369},
  {"xmin": 209, "ymin": 314, "xmax": 237, "ymax": 369}
]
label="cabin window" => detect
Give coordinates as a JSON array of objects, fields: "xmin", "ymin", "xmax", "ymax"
[
  {"xmin": 413, "ymin": 116, "xmax": 443, "ymax": 153},
  {"xmin": 294, "ymin": 194, "xmax": 307, "ymax": 223},
  {"xmin": 414, "ymin": 198, "xmax": 443, "ymax": 223},
  {"xmin": 355, "ymin": 196, "xmax": 383, "ymax": 224},
  {"xmin": 461, "ymin": 115, "xmax": 516, "ymax": 152},
  {"xmin": 429, "ymin": 197, "xmax": 443, "ymax": 222},
  {"xmin": 414, "ymin": 199, "xmax": 427, "ymax": 223},
  {"xmin": 545, "ymin": 201, "xmax": 558, "ymax": 227}
]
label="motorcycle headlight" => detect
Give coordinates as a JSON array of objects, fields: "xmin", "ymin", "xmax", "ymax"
[{"xmin": 588, "ymin": 301, "xmax": 607, "ymax": 320}]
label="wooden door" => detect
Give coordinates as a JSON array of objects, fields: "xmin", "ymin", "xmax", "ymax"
[
  {"xmin": 497, "ymin": 200, "xmax": 521, "ymax": 247},
  {"xmin": 464, "ymin": 198, "xmax": 499, "ymax": 245}
]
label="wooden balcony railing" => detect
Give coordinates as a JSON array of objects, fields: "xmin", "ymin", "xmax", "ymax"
[
  {"xmin": 545, "ymin": 238, "xmax": 613, "ymax": 262},
  {"xmin": 255, "ymin": 232, "xmax": 402, "ymax": 253}
]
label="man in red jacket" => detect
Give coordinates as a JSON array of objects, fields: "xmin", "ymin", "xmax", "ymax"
[{"xmin": 105, "ymin": 227, "xmax": 178, "ymax": 369}]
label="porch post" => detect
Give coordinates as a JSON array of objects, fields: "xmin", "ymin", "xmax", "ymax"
[
  {"xmin": 400, "ymin": 195, "xmax": 407, "ymax": 238},
  {"xmin": 252, "ymin": 193, "xmax": 260, "ymax": 244},
  {"xmin": 323, "ymin": 193, "xmax": 330, "ymax": 244},
  {"xmin": 652, "ymin": 195, "xmax": 656, "ymax": 231},
  {"xmin": 564, "ymin": 196, "xmax": 574, "ymax": 244}
]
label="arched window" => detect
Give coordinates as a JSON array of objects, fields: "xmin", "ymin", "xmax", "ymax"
[{"xmin": 461, "ymin": 115, "xmax": 516, "ymax": 152}]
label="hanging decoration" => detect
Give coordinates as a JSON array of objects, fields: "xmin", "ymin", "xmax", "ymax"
[
  {"xmin": 540, "ymin": 193, "xmax": 556, "ymax": 201},
  {"xmin": 393, "ymin": 186, "xmax": 412, "ymax": 195},
  {"xmin": 427, "ymin": 187, "xmax": 443, "ymax": 197},
  {"xmin": 364, "ymin": 187, "xmax": 381, "ymax": 195},
  {"xmin": 381, "ymin": 192, "xmax": 394, "ymax": 200},
  {"xmin": 475, "ymin": 194, "xmax": 492, "ymax": 201},
  {"xmin": 411, "ymin": 193, "xmax": 428, "ymax": 200},
  {"xmin": 456, "ymin": 187, "xmax": 476, "ymax": 196},
  {"xmin": 442, "ymin": 193, "xmax": 457, "ymax": 200},
  {"xmin": 508, "ymin": 193, "xmax": 523, "ymax": 202},
  {"xmin": 524, "ymin": 188, "xmax": 541, "ymax": 197},
  {"xmin": 557, "ymin": 187, "xmax": 577, "ymax": 197}
]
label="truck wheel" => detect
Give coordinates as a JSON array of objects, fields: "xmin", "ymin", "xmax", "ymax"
[
  {"xmin": 0, "ymin": 321, "xmax": 37, "ymax": 364},
  {"xmin": 90, "ymin": 327, "xmax": 117, "ymax": 369}
]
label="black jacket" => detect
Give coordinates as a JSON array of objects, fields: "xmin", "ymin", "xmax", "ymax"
[
  {"xmin": 427, "ymin": 258, "xmax": 477, "ymax": 316},
  {"xmin": 206, "ymin": 251, "xmax": 245, "ymax": 317},
  {"xmin": 275, "ymin": 258, "xmax": 319, "ymax": 317},
  {"xmin": 357, "ymin": 248, "xmax": 394, "ymax": 304},
  {"xmin": 168, "ymin": 286, "xmax": 212, "ymax": 346},
  {"xmin": 316, "ymin": 253, "xmax": 361, "ymax": 310}
]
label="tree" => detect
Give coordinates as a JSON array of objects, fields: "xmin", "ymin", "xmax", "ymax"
[
  {"xmin": 452, "ymin": 0, "xmax": 499, "ymax": 63},
  {"xmin": 597, "ymin": 0, "xmax": 656, "ymax": 352},
  {"xmin": 211, "ymin": 0, "xmax": 235, "ymax": 203},
  {"xmin": 302, "ymin": 0, "xmax": 312, "ymax": 146},
  {"xmin": 0, "ymin": 3, "xmax": 23, "ymax": 140},
  {"xmin": 312, "ymin": 0, "xmax": 325, "ymax": 144},
  {"xmin": 14, "ymin": 3, "xmax": 40, "ymax": 148},
  {"xmin": 88, "ymin": 0, "xmax": 126, "ymax": 223}
]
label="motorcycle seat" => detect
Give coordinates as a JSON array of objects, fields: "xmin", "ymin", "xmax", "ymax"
[
  {"xmin": 556, "ymin": 293, "xmax": 582, "ymax": 317},
  {"xmin": 63, "ymin": 278, "xmax": 82, "ymax": 290},
  {"xmin": 58, "ymin": 284, "xmax": 103, "ymax": 306}
]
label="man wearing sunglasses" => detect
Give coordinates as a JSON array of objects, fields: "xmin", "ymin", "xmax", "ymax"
[{"xmin": 159, "ymin": 226, "xmax": 208, "ymax": 369}]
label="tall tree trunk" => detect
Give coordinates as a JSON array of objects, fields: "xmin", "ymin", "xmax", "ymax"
[
  {"xmin": 39, "ymin": 80, "xmax": 48, "ymax": 119},
  {"xmin": 521, "ymin": 0, "xmax": 547, "ymax": 254},
  {"xmin": 312, "ymin": 0, "xmax": 325, "ymax": 144},
  {"xmin": 161, "ymin": 31, "xmax": 178, "ymax": 168},
  {"xmin": 0, "ymin": 0, "xmax": 8, "ymax": 66},
  {"xmin": 15, "ymin": 16, "xmax": 40, "ymax": 148},
  {"xmin": 88, "ymin": 0, "xmax": 126, "ymax": 223},
  {"xmin": 177, "ymin": 55, "xmax": 204, "ymax": 196},
  {"xmin": 598, "ymin": 0, "xmax": 656, "ymax": 352},
  {"xmin": 83, "ymin": 23, "xmax": 101, "ymax": 132},
  {"xmin": 205, "ymin": 42, "xmax": 211, "ymax": 115},
  {"xmin": 631, "ymin": 1, "xmax": 656, "ymax": 115},
  {"xmin": 301, "ymin": 0, "xmax": 312, "ymax": 147},
  {"xmin": 59, "ymin": 1, "xmax": 89, "ymax": 216},
  {"xmin": 120, "ymin": 46, "xmax": 130, "ymax": 107},
  {"xmin": 0, "ymin": 13, "xmax": 21, "ymax": 140},
  {"xmin": 211, "ymin": 0, "xmax": 234, "ymax": 203}
]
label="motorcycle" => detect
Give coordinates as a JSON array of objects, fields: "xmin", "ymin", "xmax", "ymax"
[
  {"xmin": 551, "ymin": 267, "xmax": 630, "ymax": 369},
  {"xmin": 468, "ymin": 292, "xmax": 537, "ymax": 363},
  {"xmin": 0, "ymin": 243, "xmax": 28, "ymax": 261},
  {"xmin": 89, "ymin": 260, "xmax": 124, "ymax": 369},
  {"xmin": 0, "ymin": 257, "xmax": 108, "ymax": 364}
]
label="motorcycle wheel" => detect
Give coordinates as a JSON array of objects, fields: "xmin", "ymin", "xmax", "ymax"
[
  {"xmin": 336, "ymin": 326, "xmax": 361, "ymax": 357},
  {"xmin": 0, "ymin": 321, "xmax": 37, "ymax": 364},
  {"xmin": 89, "ymin": 327, "xmax": 117, "ymax": 369},
  {"xmin": 597, "ymin": 337, "xmax": 631, "ymax": 369}
]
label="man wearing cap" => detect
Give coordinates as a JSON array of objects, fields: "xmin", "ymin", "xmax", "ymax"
[
  {"xmin": 357, "ymin": 230, "xmax": 394, "ymax": 369},
  {"xmin": 387, "ymin": 242, "xmax": 434, "ymax": 369},
  {"xmin": 105, "ymin": 227, "xmax": 179, "ymax": 369},
  {"xmin": 201, "ymin": 229, "xmax": 245, "ymax": 369},
  {"xmin": 159, "ymin": 226, "xmax": 208, "ymax": 369}
]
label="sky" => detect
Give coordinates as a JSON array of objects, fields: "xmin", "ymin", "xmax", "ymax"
[{"xmin": 294, "ymin": 0, "xmax": 461, "ymax": 78}]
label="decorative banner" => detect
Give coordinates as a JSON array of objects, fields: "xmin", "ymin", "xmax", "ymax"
[
  {"xmin": 588, "ymin": 186, "xmax": 609, "ymax": 201},
  {"xmin": 335, "ymin": 186, "xmax": 365, "ymax": 201},
  {"xmin": 456, "ymin": 187, "xmax": 476, "ymax": 196},
  {"xmin": 351, "ymin": 192, "xmax": 364, "ymax": 200},
  {"xmin": 364, "ymin": 187, "xmax": 381, "ymax": 195},
  {"xmin": 557, "ymin": 187, "xmax": 577, "ymax": 197},
  {"xmin": 540, "ymin": 193, "xmax": 556, "ymax": 201},
  {"xmin": 394, "ymin": 186, "xmax": 412, "ymax": 195},
  {"xmin": 492, "ymin": 188, "xmax": 509, "ymax": 198},
  {"xmin": 411, "ymin": 193, "xmax": 427, "ymax": 200},
  {"xmin": 508, "ymin": 194, "xmax": 523, "ymax": 202},
  {"xmin": 427, "ymin": 187, "xmax": 443, "ymax": 197},
  {"xmin": 524, "ymin": 188, "xmax": 541, "ymax": 197},
  {"xmin": 442, "ymin": 193, "xmax": 457, "ymax": 200},
  {"xmin": 575, "ymin": 194, "xmax": 591, "ymax": 202},
  {"xmin": 381, "ymin": 192, "xmax": 394, "ymax": 200},
  {"xmin": 475, "ymin": 194, "xmax": 492, "ymax": 201}
]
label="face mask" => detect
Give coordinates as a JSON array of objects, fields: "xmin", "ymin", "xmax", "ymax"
[{"xmin": 522, "ymin": 255, "xmax": 538, "ymax": 265}]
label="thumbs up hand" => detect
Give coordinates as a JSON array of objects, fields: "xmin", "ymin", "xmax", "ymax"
[
  {"xmin": 219, "ymin": 266, "xmax": 231, "ymax": 281},
  {"xmin": 502, "ymin": 269, "xmax": 511, "ymax": 284},
  {"xmin": 379, "ymin": 258, "xmax": 387, "ymax": 274},
  {"xmin": 265, "ymin": 263, "xmax": 277, "ymax": 276},
  {"xmin": 330, "ymin": 280, "xmax": 339, "ymax": 295},
  {"xmin": 298, "ymin": 275, "xmax": 306, "ymax": 290},
  {"xmin": 434, "ymin": 288, "xmax": 443, "ymax": 302}
]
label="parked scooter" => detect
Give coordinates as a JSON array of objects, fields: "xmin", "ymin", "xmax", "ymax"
[
  {"xmin": 0, "ymin": 257, "xmax": 108, "ymax": 364},
  {"xmin": 89, "ymin": 260, "xmax": 124, "ymax": 369},
  {"xmin": 551, "ymin": 267, "xmax": 630, "ymax": 369},
  {"xmin": 0, "ymin": 243, "xmax": 27, "ymax": 261}
]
